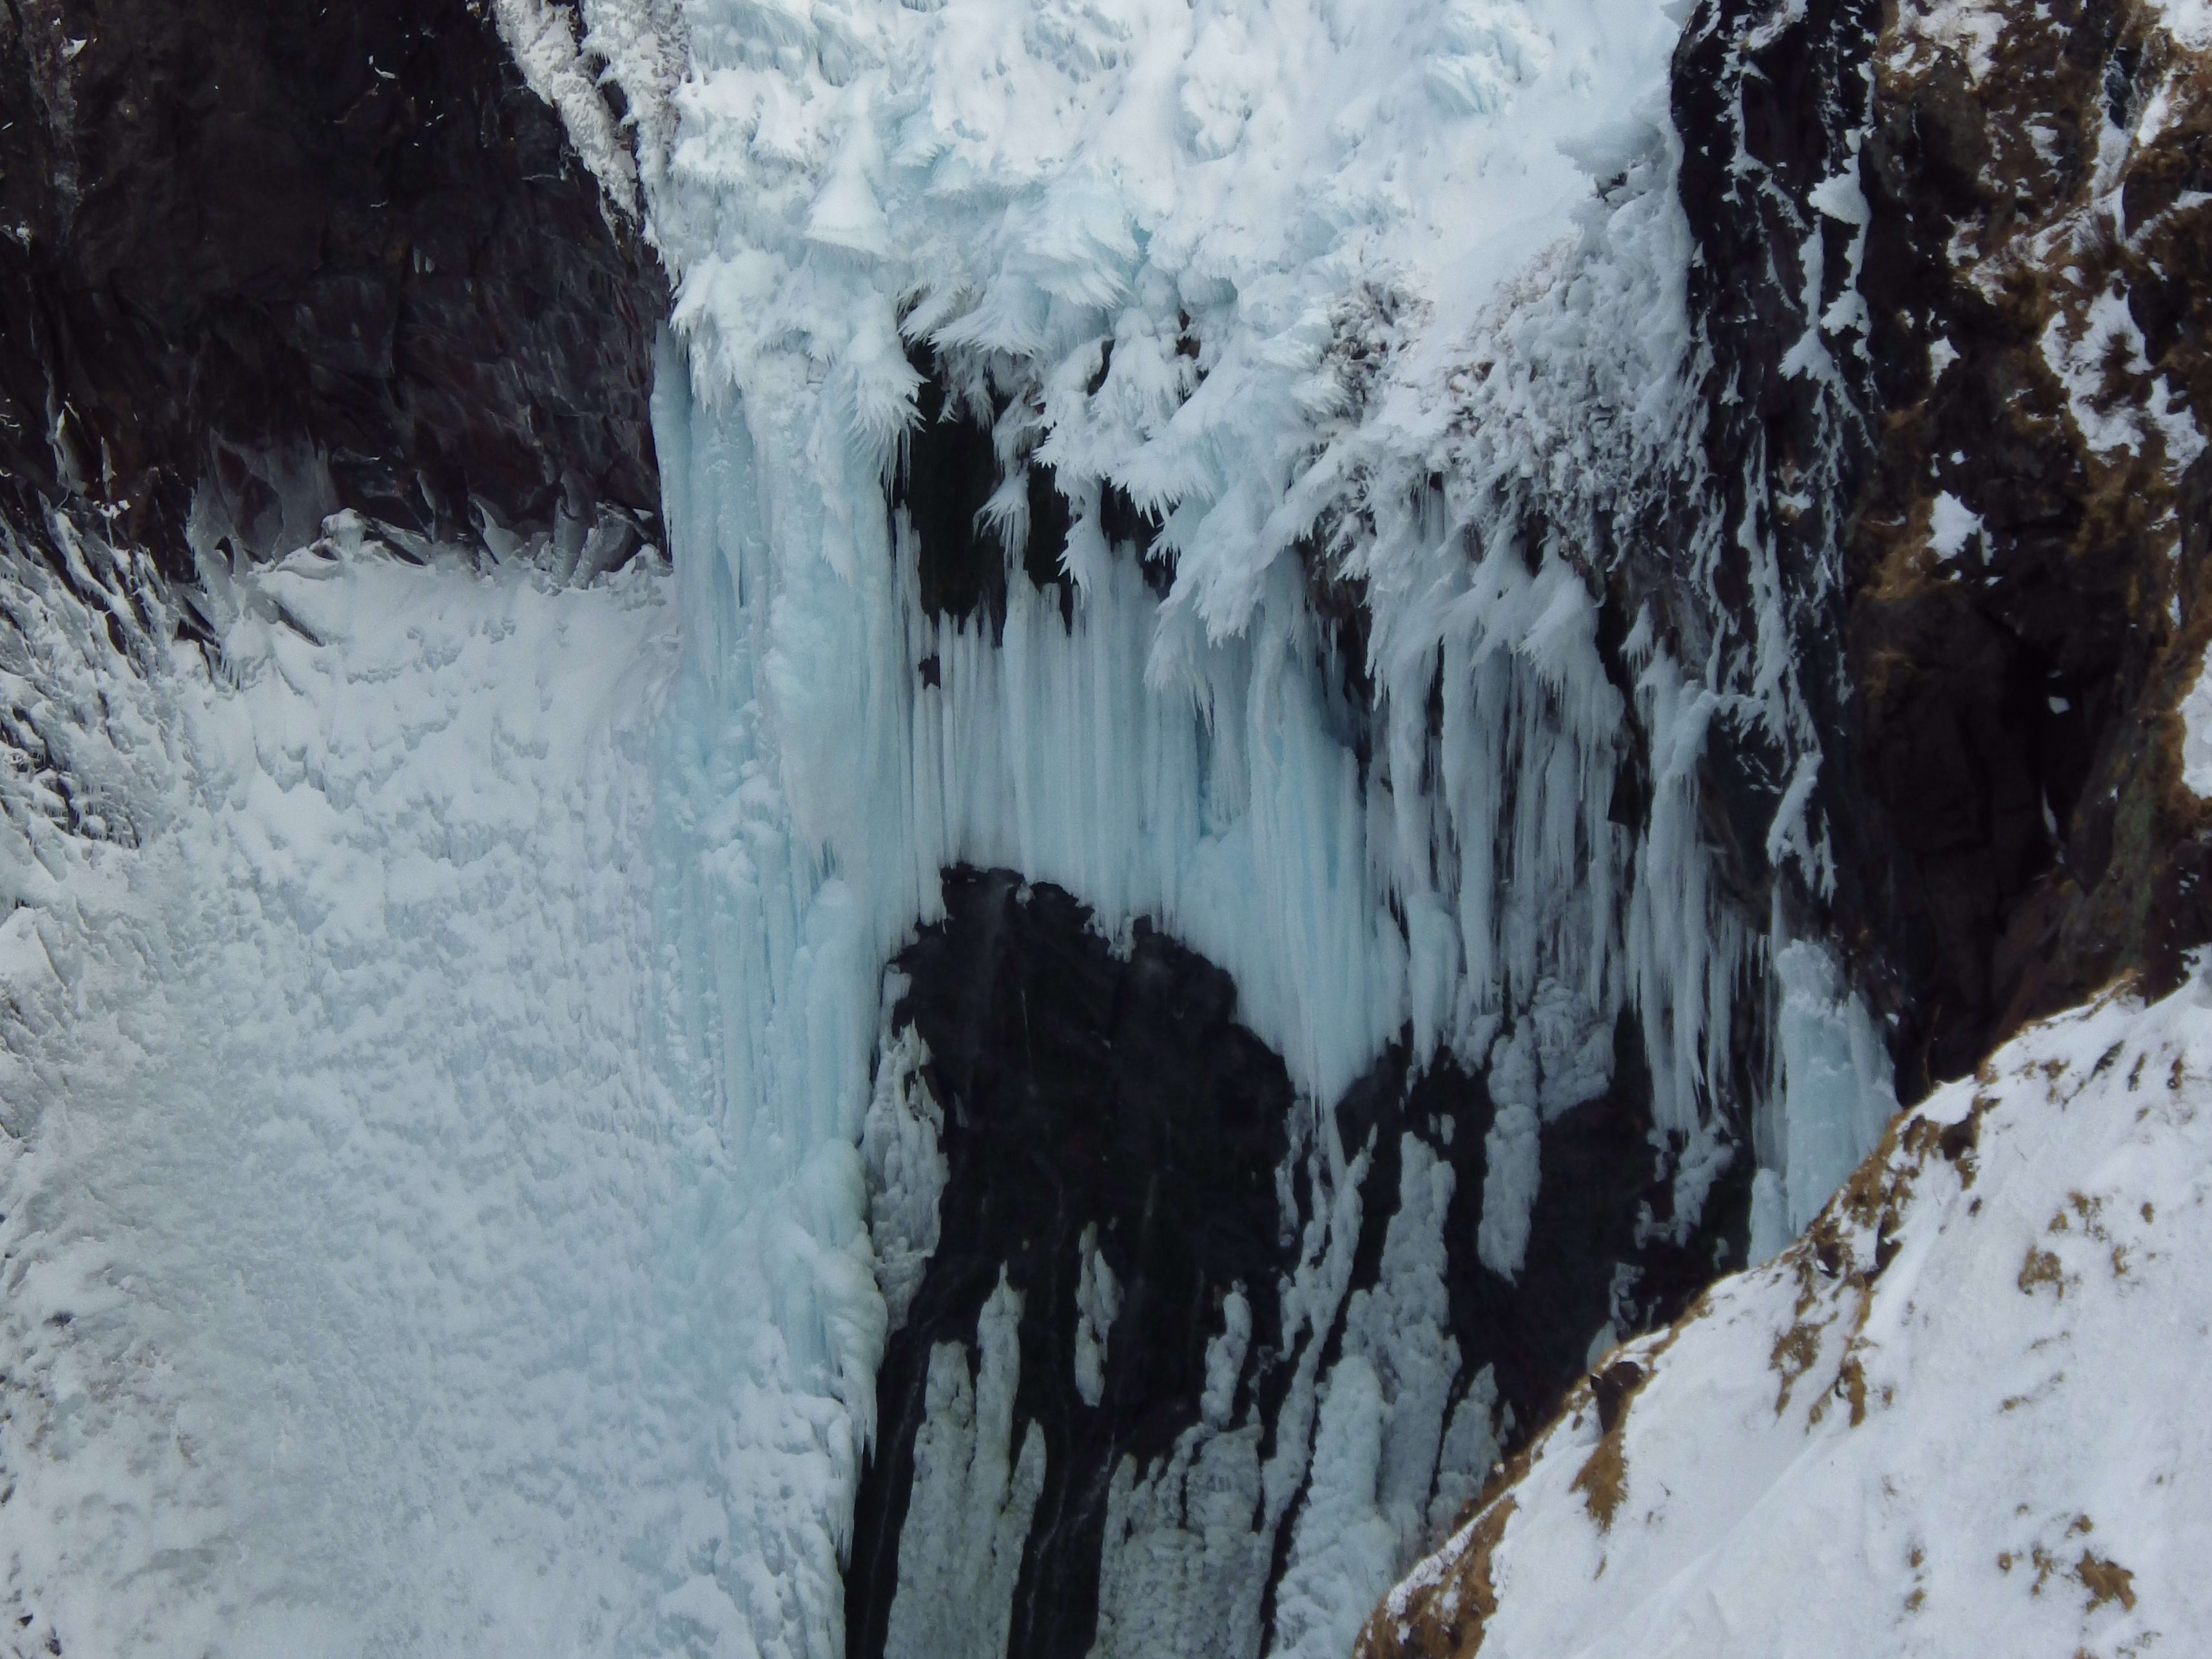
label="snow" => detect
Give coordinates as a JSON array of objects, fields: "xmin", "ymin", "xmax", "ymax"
[
  {"xmin": 2043, "ymin": 289, "xmax": 2162, "ymax": 460},
  {"xmin": 2143, "ymin": 0, "xmax": 2212, "ymax": 49},
  {"xmin": 490, "ymin": 0, "xmax": 642, "ymax": 211},
  {"xmin": 2182, "ymin": 644, "xmax": 2212, "ymax": 799},
  {"xmin": 0, "ymin": 525, "xmax": 820, "ymax": 1653},
  {"xmin": 1894, "ymin": 0, "xmax": 2008, "ymax": 81},
  {"xmin": 1319, "ymin": 1136, "xmax": 1466, "ymax": 1586},
  {"xmin": 1373, "ymin": 973, "xmax": 2212, "ymax": 1657},
  {"xmin": 1926, "ymin": 490, "xmax": 1983, "ymax": 563},
  {"xmin": 1072, "ymin": 1223, "xmax": 1124, "ymax": 1410},
  {"xmin": 1199, "ymin": 1286, "xmax": 1255, "ymax": 1430}
]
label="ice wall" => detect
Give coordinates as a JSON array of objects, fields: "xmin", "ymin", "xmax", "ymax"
[{"xmin": 601, "ymin": 0, "xmax": 1903, "ymax": 1652}]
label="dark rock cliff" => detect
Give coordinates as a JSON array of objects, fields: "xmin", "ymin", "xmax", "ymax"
[
  {"xmin": 0, "ymin": 0, "xmax": 666, "ymax": 581},
  {"xmin": 1360, "ymin": 0, "xmax": 2212, "ymax": 1642},
  {"xmin": 1845, "ymin": 0, "xmax": 2212, "ymax": 1085},
  {"xmin": 849, "ymin": 871, "xmax": 1745, "ymax": 1659},
  {"xmin": 1659, "ymin": 0, "xmax": 2212, "ymax": 1098}
]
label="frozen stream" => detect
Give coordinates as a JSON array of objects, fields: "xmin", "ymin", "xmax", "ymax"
[{"xmin": 0, "ymin": 0, "xmax": 1908, "ymax": 1649}]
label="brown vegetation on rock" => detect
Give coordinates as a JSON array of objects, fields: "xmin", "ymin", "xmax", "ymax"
[
  {"xmin": 1351, "ymin": 1497, "xmax": 1517, "ymax": 1659},
  {"xmin": 1850, "ymin": 0, "xmax": 2212, "ymax": 1085}
]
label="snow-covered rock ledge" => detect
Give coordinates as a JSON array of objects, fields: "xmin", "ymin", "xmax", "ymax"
[{"xmin": 1359, "ymin": 970, "xmax": 2212, "ymax": 1656}]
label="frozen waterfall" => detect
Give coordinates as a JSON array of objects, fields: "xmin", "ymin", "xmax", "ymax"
[
  {"xmin": 0, "ymin": 0, "xmax": 1905, "ymax": 1653},
  {"xmin": 621, "ymin": 0, "xmax": 1897, "ymax": 1648}
]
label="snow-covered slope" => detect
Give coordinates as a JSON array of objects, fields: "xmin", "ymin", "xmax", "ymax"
[
  {"xmin": 0, "ymin": 527, "xmax": 765, "ymax": 1653},
  {"xmin": 1361, "ymin": 972, "xmax": 2212, "ymax": 1657}
]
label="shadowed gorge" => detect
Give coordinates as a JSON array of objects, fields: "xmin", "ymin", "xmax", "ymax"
[{"xmin": 848, "ymin": 870, "xmax": 1751, "ymax": 1659}]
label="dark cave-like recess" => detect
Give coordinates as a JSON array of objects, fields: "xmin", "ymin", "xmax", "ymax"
[{"xmin": 893, "ymin": 347, "xmax": 1076, "ymax": 635}]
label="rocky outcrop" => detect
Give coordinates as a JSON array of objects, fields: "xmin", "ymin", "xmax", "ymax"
[
  {"xmin": 1356, "ymin": 967, "xmax": 2211, "ymax": 1659},
  {"xmin": 1653, "ymin": 0, "xmax": 2212, "ymax": 1102},
  {"xmin": 0, "ymin": 0, "xmax": 667, "ymax": 580},
  {"xmin": 1845, "ymin": 0, "xmax": 2212, "ymax": 1085}
]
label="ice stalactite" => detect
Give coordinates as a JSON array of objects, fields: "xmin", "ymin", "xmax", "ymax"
[
  {"xmin": 859, "ymin": 994, "xmax": 948, "ymax": 1335},
  {"xmin": 879, "ymin": 1276, "xmax": 1044, "ymax": 1659}
]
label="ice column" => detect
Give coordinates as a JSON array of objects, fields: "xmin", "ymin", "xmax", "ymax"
[{"xmin": 647, "ymin": 327, "xmax": 907, "ymax": 1659}]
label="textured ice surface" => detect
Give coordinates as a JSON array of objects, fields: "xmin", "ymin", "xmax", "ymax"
[
  {"xmin": 879, "ymin": 1276, "xmax": 1043, "ymax": 1659},
  {"xmin": 858, "ymin": 1000, "xmax": 947, "ymax": 1334},
  {"xmin": 1072, "ymin": 1223, "xmax": 1123, "ymax": 1409},
  {"xmin": 0, "ymin": 532, "xmax": 755, "ymax": 1653},
  {"xmin": 1277, "ymin": 1134, "xmax": 1462, "ymax": 1658},
  {"xmin": 1770, "ymin": 938, "xmax": 1899, "ymax": 1239},
  {"xmin": 556, "ymin": 0, "xmax": 1902, "ymax": 1650}
]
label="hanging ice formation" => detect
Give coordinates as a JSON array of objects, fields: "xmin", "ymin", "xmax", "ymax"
[{"xmin": 502, "ymin": 0, "xmax": 1901, "ymax": 1653}]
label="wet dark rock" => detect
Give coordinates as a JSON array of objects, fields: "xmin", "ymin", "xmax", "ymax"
[
  {"xmin": 849, "ymin": 870, "xmax": 1749, "ymax": 1659},
  {"xmin": 0, "ymin": 0, "xmax": 667, "ymax": 579},
  {"xmin": 1589, "ymin": 1359, "xmax": 1644, "ymax": 1436},
  {"xmin": 1665, "ymin": 0, "xmax": 1881, "ymax": 956},
  {"xmin": 895, "ymin": 348, "xmax": 1076, "ymax": 635},
  {"xmin": 849, "ymin": 869, "xmax": 1295, "ymax": 1659}
]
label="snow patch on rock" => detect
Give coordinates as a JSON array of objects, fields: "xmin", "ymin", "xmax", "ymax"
[
  {"xmin": 2180, "ymin": 645, "xmax": 2212, "ymax": 799},
  {"xmin": 492, "ymin": 0, "xmax": 641, "ymax": 211}
]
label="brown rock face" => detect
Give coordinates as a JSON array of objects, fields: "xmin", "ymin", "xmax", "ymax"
[
  {"xmin": 0, "ymin": 0, "xmax": 668, "ymax": 577},
  {"xmin": 1847, "ymin": 0, "xmax": 2212, "ymax": 1087},
  {"xmin": 1353, "ymin": 1495, "xmax": 1515, "ymax": 1659}
]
